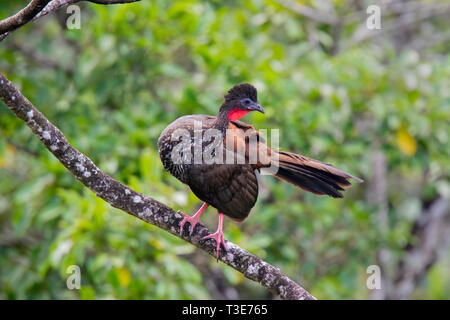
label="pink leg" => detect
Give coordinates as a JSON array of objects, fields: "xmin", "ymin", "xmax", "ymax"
[
  {"xmin": 202, "ymin": 213, "xmax": 226, "ymax": 260},
  {"xmin": 178, "ymin": 202, "xmax": 209, "ymax": 236}
]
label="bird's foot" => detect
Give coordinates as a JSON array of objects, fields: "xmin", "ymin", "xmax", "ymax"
[
  {"xmin": 202, "ymin": 230, "xmax": 226, "ymax": 260},
  {"xmin": 178, "ymin": 202, "xmax": 209, "ymax": 237},
  {"xmin": 178, "ymin": 210, "xmax": 201, "ymax": 237},
  {"xmin": 201, "ymin": 213, "xmax": 226, "ymax": 260}
]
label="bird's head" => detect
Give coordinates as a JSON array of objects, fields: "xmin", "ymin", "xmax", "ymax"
[{"xmin": 220, "ymin": 83, "xmax": 265, "ymax": 121}]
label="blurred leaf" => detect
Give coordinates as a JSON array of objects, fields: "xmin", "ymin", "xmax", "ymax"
[{"xmin": 397, "ymin": 127, "xmax": 417, "ymax": 156}]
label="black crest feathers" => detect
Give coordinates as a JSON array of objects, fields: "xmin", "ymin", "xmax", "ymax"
[{"xmin": 224, "ymin": 83, "xmax": 257, "ymax": 102}]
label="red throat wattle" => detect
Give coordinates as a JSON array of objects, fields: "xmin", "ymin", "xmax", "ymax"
[{"xmin": 228, "ymin": 108, "xmax": 249, "ymax": 121}]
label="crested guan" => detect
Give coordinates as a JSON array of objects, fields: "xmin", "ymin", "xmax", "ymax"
[{"xmin": 158, "ymin": 83, "xmax": 363, "ymax": 258}]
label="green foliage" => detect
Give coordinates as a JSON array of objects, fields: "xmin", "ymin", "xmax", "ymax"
[{"xmin": 0, "ymin": 0, "xmax": 449, "ymax": 299}]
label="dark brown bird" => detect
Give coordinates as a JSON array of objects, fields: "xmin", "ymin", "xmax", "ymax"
[{"xmin": 158, "ymin": 83, "xmax": 362, "ymax": 258}]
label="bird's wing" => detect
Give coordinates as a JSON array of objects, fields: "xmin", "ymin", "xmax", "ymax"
[
  {"xmin": 187, "ymin": 162, "xmax": 258, "ymax": 221},
  {"xmin": 225, "ymin": 120, "xmax": 272, "ymax": 168}
]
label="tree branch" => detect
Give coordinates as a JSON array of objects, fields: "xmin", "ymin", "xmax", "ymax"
[
  {"xmin": 34, "ymin": 0, "xmax": 142, "ymax": 20},
  {"xmin": 0, "ymin": 0, "xmax": 51, "ymax": 40},
  {"xmin": 88, "ymin": 0, "xmax": 142, "ymax": 4},
  {"xmin": 367, "ymin": 149, "xmax": 390, "ymax": 300},
  {"xmin": 391, "ymin": 197, "xmax": 450, "ymax": 299},
  {"xmin": 348, "ymin": 2, "xmax": 450, "ymax": 47},
  {"xmin": 0, "ymin": 72, "xmax": 316, "ymax": 300},
  {"xmin": 6, "ymin": 40, "xmax": 74, "ymax": 76},
  {"xmin": 0, "ymin": 0, "xmax": 51, "ymax": 34},
  {"xmin": 0, "ymin": 0, "xmax": 142, "ymax": 42},
  {"xmin": 0, "ymin": 0, "xmax": 315, "ymax": 300}
]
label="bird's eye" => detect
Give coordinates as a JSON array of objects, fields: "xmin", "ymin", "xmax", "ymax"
[{"xmin": 240, "ymin": 98, "xmax": 253, "ymax": 108}]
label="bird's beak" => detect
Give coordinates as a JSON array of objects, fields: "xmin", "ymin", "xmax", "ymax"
[{"xmin": 249, "ymin": 102, "xmax": 265, "ymax": 114}]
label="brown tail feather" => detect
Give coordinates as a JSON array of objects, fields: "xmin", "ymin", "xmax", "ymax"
[{"xmin": 273, "ymin": 151, "xmax": 363, "ymax": 198}]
